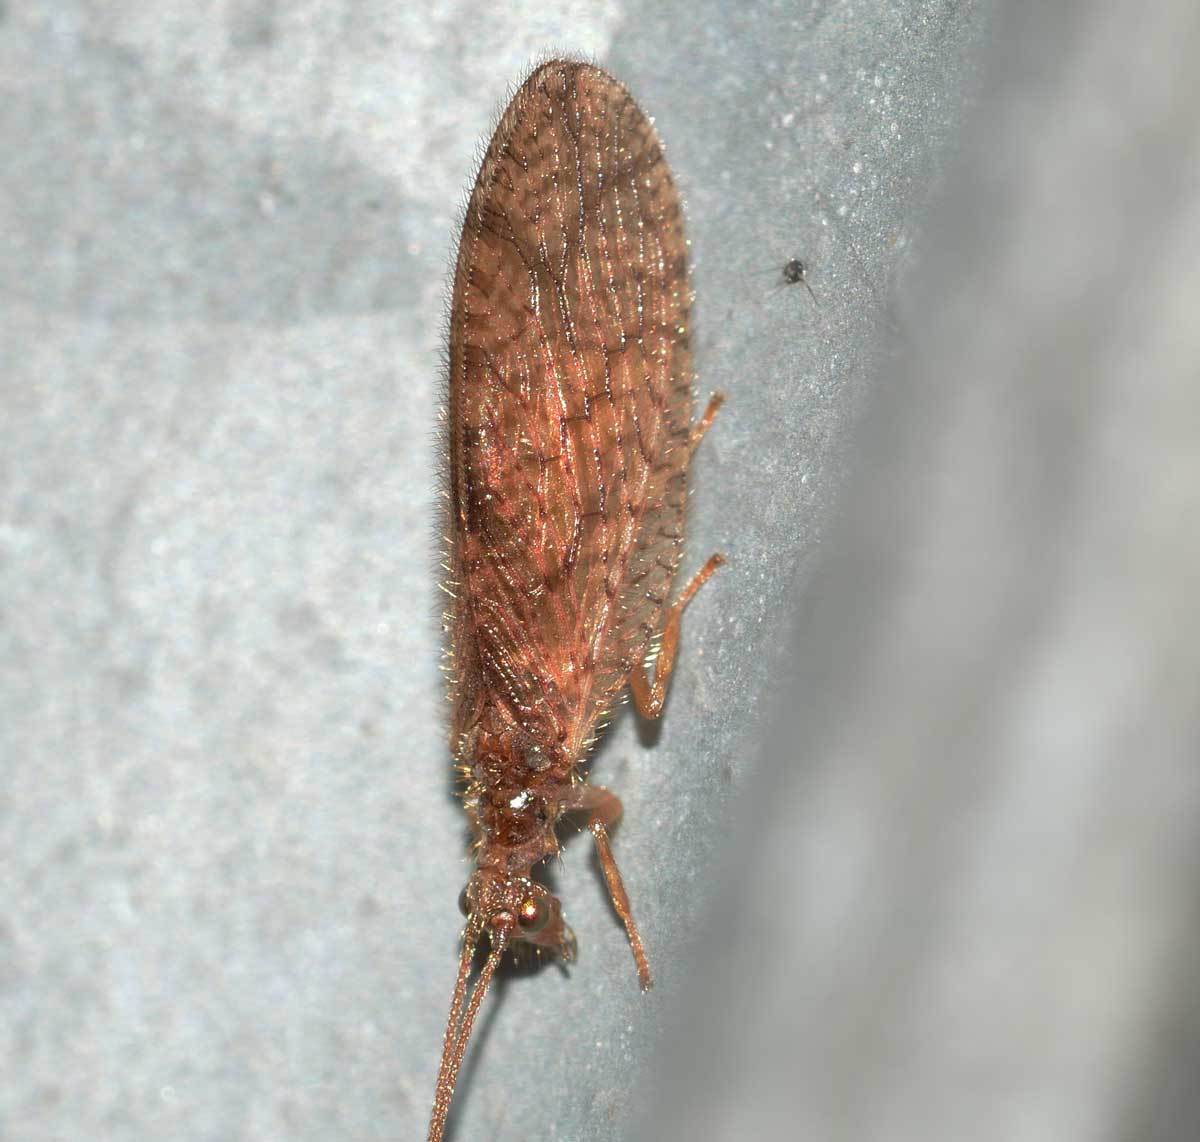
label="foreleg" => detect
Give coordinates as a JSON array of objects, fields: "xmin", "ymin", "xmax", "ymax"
[{"xmin": 560, "ymin": 783, "xmax": 652, "ymax": 990}]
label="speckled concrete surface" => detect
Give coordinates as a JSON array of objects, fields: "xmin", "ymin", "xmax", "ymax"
[
  {"xmin": 643, "ymin": 3, "xmax": 1200, "ymax": 1141},
  {"xmin": 1, "ymin": 3, "xmax": 984, "ymax": 1140}
]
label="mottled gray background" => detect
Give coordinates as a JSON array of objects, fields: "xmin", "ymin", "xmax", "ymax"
[{"xmin": 7, "ymin": 2, "xmax": 1197, "ymax": 1141}]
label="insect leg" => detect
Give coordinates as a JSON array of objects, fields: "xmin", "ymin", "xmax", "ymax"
[
  {"xmin": 623, "ymin": 393, "xmax": 726, "ymax": 717},
  {"xmin": 560, "ymin": 783, "xmax": 652, "ymax": 990},
  {"xmin": 690, "ymin": 391, "xmax": 724, "ymax": 451},
  {"xmin": 629, "ymin": 552, "xmax": 724, "ymax": 720}
]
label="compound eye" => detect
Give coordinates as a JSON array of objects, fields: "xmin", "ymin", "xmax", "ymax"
[
  {"xmin": 516, "ymin": 895, "xmax": 551, "ymax": 935},
  {"xmin": 458, "ymin": 887, "xmax": 472, "ymax": 917}
]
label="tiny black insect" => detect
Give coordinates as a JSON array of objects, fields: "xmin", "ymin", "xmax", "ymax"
[{"xmin": 779, "ymin": 257, "xmax": 818, "ymax": 305}]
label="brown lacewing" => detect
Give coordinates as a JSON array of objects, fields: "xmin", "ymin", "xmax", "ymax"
[{"xmin": 427, "ymin": 59, "xmax": 723, "ymax": 1141}]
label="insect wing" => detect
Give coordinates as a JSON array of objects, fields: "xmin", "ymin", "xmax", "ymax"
[{"xmin": 448, "ymin": 62, "xmax": 694, "ymax": 753}]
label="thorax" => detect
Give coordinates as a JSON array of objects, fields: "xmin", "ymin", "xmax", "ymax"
[{"xmin": 459, "ymin": 710, "xmax": 574, "ymax": 873}]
